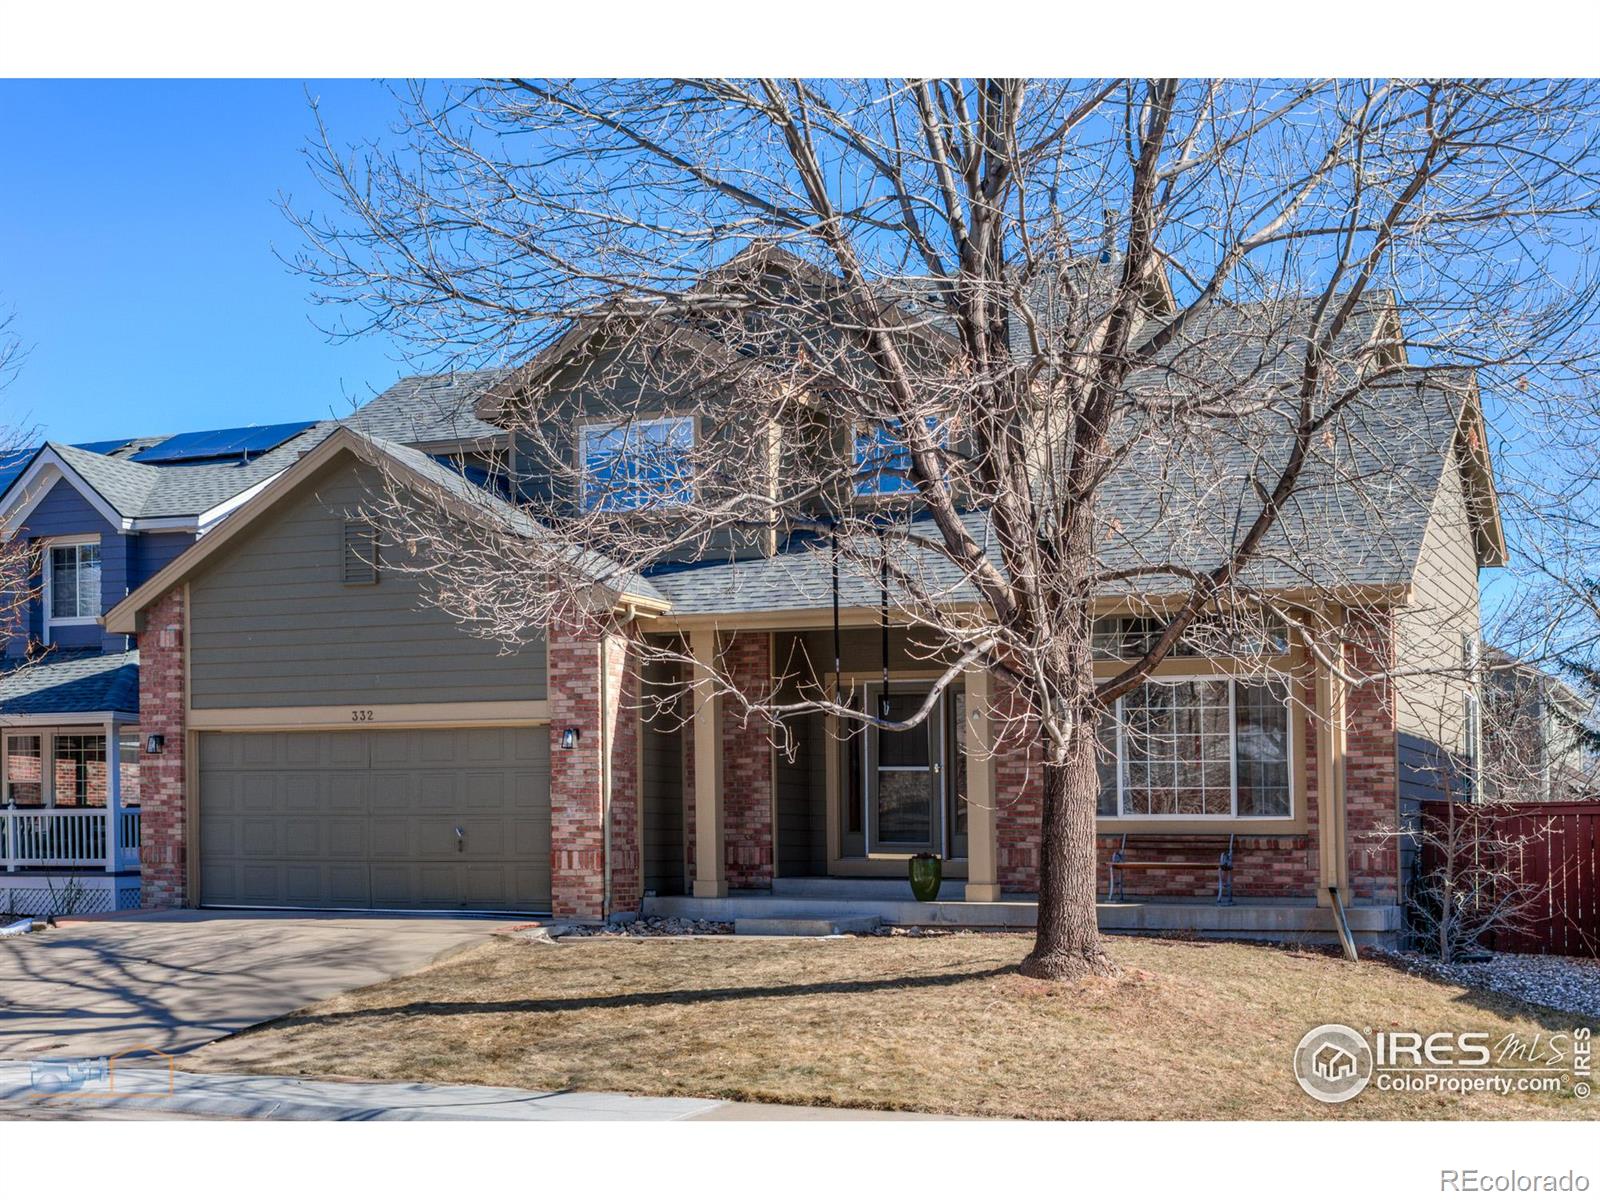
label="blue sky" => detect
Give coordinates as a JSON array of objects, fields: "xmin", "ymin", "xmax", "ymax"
[{"xmin": 0, "ymin": 79, "xmax": 417, "ymax": 445}]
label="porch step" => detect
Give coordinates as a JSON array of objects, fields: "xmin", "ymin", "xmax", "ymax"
[
  {"xmin": 644, "ymin": 891, "xmax": 1405, "ymax": 946},
  {"xmin": 735, "ymin": 916, "xmax": 882, "ymax": 937}
]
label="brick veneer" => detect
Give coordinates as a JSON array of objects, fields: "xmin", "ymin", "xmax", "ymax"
[
  {"xmin": 1345, "ymin": 612, "xmax": 1401, "ymax": 903},
  {"xmin": 721, "ymin": 632, "xmax": 774, "ymax": 889},
  {"xmin": 138, "ymin": 587, "xmax": 188, "ymax": 908},
  {"xmin": 547, "ymin": 615, "xmax": 642, "ymax": 920},
  {"xmin": 993, "ymin": 622, "xmax": 1401, "ymax": 902},
  {"xmin": 993, "ymin": 677, "xmax": 1043, "ymax": 892},
  {"xmin": 681, "ymin": 631, "xmax": 775, "ymax": 890}
]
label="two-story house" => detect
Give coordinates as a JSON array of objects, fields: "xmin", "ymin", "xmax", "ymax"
[{"xmin": 12, "ymin": 256, "xmax": 1505, "ymax": 950}]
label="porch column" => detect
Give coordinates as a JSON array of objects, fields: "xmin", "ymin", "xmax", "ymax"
[
  {"xmin": 690, "ymin": 627, "xmax": 727, "ymax": 898},
  {"xmin": 964, "ymin": 668, "xmax": 1001, "ymax": 902},
  {"xmin": 104, "ymin": 719, "xmax": 122, "ymax": 874},
  {"xmin": 1313, "ymin": 622, "xmax": 1350, "ymax": 905}
]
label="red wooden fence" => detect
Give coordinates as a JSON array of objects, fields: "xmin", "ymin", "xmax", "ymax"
[
  {"xmin": 1419, "ymin": 801, "xmax": 1600, "ymax": 957},
  {"xmin": 1495, "ymin": 804, "xmax": 1599, "ymax": 957}
]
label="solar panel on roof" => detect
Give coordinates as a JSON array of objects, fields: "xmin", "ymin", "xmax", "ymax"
[
  {"xmin": 130, "ymin": 421, "xmax": 316, "ymax": 465},
  {"xmin": 73, "ymin": 438, "xmax": 135, "ymax": 457},
  {"xmin": 0, "ymin": 448, "xmax": 36, "ymax": 497}
]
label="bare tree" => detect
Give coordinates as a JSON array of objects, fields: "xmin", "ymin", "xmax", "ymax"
[
  {"xmin": 1394, "ymin": 697, "xmax": 1561, "ymax": 963},
  {"xmin": 0, "ymin": 312, "xmax": 40, "ymax": 643},
  {"xmin": 291, "ymin": 79, "xmax": 1600, "ymax": 978}
]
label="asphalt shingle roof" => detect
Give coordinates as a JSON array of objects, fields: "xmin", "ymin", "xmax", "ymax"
[
  {"xmin": 365, "ymin": 433, "xmax": 666, "ymax": 606},
  {"xmin": 647, "ymin": 366, "xmax": 1471, "ymax": 616},
  {"xmin": 0, "ymin": 650, "xmax": 139, "ymax": 717},
  {"xmin": 36, "ymin": 424, "xmax": 340, "ymax": 521},
  {"xmin": 344, "ymin": 371, "xmax": 510, "ymax": 445}
]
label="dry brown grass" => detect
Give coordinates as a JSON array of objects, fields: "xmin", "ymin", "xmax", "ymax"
[{"xmin": 186, "ymin": 934, "xmax": 1593, "ymax": 1120}]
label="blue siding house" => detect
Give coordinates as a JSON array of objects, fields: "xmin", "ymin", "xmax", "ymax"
[{"xmin": 0, "ymin": 379, "xmax": 511, "ymax": 914}]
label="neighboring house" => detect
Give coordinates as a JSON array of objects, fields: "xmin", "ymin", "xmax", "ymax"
[
  {"xmin": 0, "ymin": 376, "xmax": 512, "ymax": 913},
  {"xmin": 1480, "ymin": 649, "xmax": 1599, "ymax": 805},
  {"xmin": 10, "ymin": 258, "xmax": 1507, "ymax": 949}
]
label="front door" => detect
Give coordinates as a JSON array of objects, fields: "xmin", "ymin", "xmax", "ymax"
[{"xmin": 865, "ymin": 685, "xmax": 943, "ymax": 854}]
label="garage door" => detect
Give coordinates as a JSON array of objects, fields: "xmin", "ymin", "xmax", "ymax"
[{"xmin": 198, "ymin": 727, "xmax": 550, "ymax": 912}]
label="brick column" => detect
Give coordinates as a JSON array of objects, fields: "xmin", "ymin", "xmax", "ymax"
[
  {"xmin": 139, "ymin": 587, "xmax": 188, "ymax": 909},
  {"xmin": 681, "ymin": 630, "xmax": 775, "ymax": 891},
  {"xmin": 994, "ymin": 677, "xmax": 1044, "ymax": 893},
  {"xmin": 606, "ymin": 631, "xmax": 642, "ymax": 914},
  {"xmin": 547, "ymin": 615, "xmax": 640, "ymax": 920},
  {"xmin": 1344, "ymin": 612, "xmax": 1401, "ymax": 904},
  {"xmin": 720, "ymin": 631, "xmax": 774, "ymax": 889}
]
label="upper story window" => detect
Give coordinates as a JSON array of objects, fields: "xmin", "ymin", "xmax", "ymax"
[
  {"xmin": 853, "ymin": 418, "xmax": 947, "ymax": 497},
  {"xmin": 580, "ymin": 417, "xmax": 695, "ymax": 512},
  {"xmin": 45, "ymin": 540, "xmax": 101, "ymax": 631},
  {"xmin": 1096, "ymin": 677, "xmax": 1293, "ymax": 819}
]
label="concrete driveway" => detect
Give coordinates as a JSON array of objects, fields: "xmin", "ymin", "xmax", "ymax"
[{"xmin": 0, "ymin": 910, "xmax": 501, "ymax": 1059}]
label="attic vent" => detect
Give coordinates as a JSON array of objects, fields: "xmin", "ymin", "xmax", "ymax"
[{"xmin": 341, "ymin": 521, "xmax": 379, "ymax": 585}]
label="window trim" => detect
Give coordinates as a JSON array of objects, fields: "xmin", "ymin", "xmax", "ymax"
[
  {"xmin": 42, "ymin": 535, "xmax": 104, "ymax": 639},
  {"xmin": 851, "ymin": 416, "xmax": 948, "ymax": 499},
  {"xmin": 577, "ymin": 415, "xmax": 696, "ymax": 512},
  {"xmin": 1100, "ymin": 673, "xmax": 1297, "ymax": 822}
]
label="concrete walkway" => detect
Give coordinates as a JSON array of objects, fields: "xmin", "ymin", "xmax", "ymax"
[
  {"xmin": 0, "ymin": 1062, "xmax": 937, "ymax": 1121},
  {"xmin": 0, "ymin": 909, "xmax": 501, "ymax": 1058}
]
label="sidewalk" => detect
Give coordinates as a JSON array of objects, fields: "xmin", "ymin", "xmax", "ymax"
[{"xmin": 0, "ymin": 1061, "xmax": 936, "ymax": 1121}]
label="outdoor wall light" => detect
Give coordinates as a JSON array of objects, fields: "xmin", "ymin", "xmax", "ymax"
[
  {"xmin": 559, "ymin": 728, "xmax": 581, "ymax": 750},
  {"xmin": 144, "ymin": 733, "xmax": 165, "ymax": 754}
]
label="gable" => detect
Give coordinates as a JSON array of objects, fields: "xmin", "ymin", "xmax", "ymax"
[{"xmin": 185, "ymin": 454, "xmax": 546, "ymax": 710}]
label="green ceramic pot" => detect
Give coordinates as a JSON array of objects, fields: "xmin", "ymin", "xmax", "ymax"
[{"xmin": 908, "ymin": 853, "xmax": 943, "ymax": 902}]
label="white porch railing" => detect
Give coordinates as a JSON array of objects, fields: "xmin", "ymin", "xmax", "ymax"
[{"xmin": 0, "ymin": 808, "xmax": 141, "ymax": 871}]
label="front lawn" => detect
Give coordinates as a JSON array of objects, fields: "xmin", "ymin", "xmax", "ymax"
[{"xmin": 186, "ymin": 933, "xmax": 1592, "ymax": 1120}]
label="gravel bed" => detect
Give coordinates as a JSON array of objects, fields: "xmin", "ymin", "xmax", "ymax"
[
  {"xmin": 560, "ymin": 916, "xmax": 734, "ymax": 938},
  {"xmin": 1391, "ymin": 951, "xmax": 1600, "ymax": 1020}
]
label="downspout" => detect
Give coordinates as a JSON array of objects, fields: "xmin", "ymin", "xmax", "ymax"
[{"xmin": 1327, "ymin": 885, "xmax": 1360, "ymax": 962}]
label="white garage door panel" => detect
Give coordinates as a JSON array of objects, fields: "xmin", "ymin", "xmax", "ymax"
[{"xmin": 199, "ymin": 727, "xmax": 551, "ymax": 912}]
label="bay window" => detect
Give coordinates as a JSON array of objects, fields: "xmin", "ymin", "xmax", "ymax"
[
  {"xmin": 1097, "ymin": 677, "xmax": 1293, "ymax": 818},
  {"xmin": 579, "ymin": 417, "xmax": 695, "ymax": 512}
]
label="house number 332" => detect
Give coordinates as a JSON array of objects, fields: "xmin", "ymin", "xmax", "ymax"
[{"xmin": 350, "ymin": 709, "xmax": 375, "ymax": 723}]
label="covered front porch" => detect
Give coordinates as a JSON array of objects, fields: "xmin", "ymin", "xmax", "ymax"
[
  {"xmin": 0, "ymin": 651, "xmax": 144, "ymax": 914},
  {"xmin": 631, "ymin": 612, "xmax": 1402, "ymax": 943}
]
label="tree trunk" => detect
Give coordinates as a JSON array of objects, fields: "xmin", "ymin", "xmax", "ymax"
[{"xmin": 1020, "ymin": 714, "xmax": 1117, "ymax": 980}]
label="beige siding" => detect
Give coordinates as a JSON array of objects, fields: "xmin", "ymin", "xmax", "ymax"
[
  {"xmin": 189, "ymin": 458, "xmax": 546, "ymax": 709},
  {"xmin": 1394, "ymin": 441, "xmax": 1482, "ymax": 754}
]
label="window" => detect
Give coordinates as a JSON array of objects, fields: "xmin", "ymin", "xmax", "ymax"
[
  {"xmin": 118, "ymin": 729, "xmax": 142, "ymax": 808},
  {"xmin": 46, "ymin": 541, "xmax": 101, "ymax": 626},
  {"xmin": 852, "ymin": 417, "xmax": 947, "ymax": 497},
  {"xmin": 341, "ymin": 521, "xmax": 379, "ymax": 585},
  {"xmin": 5, "ymin": 735, "xmax": 41, "ymax": 806},
  {"xmin": 52, "ymin": 734, "xmax": 107, "ymax": 808},
  {"xmin": 580, "ymin": 417, "xmax": 694, "ymax": 512},
  {"xmin": 1097, "ymin": 677, "xmax": 1293, "ymax": 818}
]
